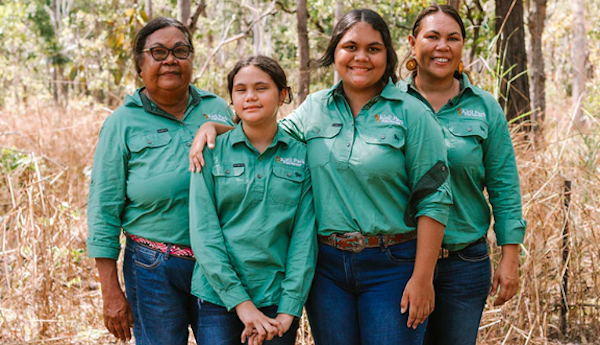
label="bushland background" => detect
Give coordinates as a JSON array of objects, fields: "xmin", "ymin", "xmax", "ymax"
[{"xmin": 1, "ymin": 0, "xmax": 600, "ymax": 344}]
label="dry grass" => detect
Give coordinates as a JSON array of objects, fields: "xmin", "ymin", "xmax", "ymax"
[{"xmin": 1, "ymin": 98, "xmax": 599, "ymax": 345}]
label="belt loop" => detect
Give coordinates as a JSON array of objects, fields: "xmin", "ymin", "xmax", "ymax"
[
  {"xmin": 378, "ymin": 235, "xmax": 386, "ymax": 251},
  {"xmin": 165, "ymin": 244, "xmax": 172, "ymax": 260}
]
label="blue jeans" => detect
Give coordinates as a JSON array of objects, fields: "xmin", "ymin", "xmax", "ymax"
[
  {"xmin": 196, "ymin": 300, "xmax": 300, "ymax": 344},
  {"xmin": 123, "ymin": 238, "xmax": 199, "ymax": 345},
  {"xmin": 306, "ymin": 240, "xmax": 426, "ymax": 345},
  {"xmin": 423, "ymin": 239, "xmax": 491, "ymax": 345}
]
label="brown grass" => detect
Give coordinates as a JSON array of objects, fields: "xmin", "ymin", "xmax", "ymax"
[{"xmin": 1, "ymin": 98, "xmax": 599, "ymax": 345}]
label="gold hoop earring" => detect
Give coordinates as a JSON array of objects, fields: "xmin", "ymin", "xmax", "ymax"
[
  {"xmin": 457, "ymin": 61, "xmax": 464, "ymax": 74},
  {"xmin": 406, "ymin": 58, "xmax": 417, "ymax": 71}
]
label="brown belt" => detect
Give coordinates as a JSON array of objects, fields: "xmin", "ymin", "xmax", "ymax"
[
  {"xmin": 318, "ymin": 230, "xmax": 418, "ymax": 253},
  {"xmin": 438, "ymin": 236, "xmax": 487, "ymax": 259}
]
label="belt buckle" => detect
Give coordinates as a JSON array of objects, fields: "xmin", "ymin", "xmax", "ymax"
[
  {"xmin": 342, "ymin": 232, "xmax": 366, "ymax": 253},
  {"xmin": 438, "ymin": 247, "xmax": 450, "ymax": 259}
]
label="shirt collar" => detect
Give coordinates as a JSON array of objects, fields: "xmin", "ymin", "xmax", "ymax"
[
  {"xmin": 124, "ymin": 85, "xmax": 214, "ymax": 112},
  {"xmin": 230, "ymin": 123, "xmax": 290, "ymax": 149},
  {"xmin": 400, "ymin": 72, "xmax": 485, "ymax": 97},
  {"xmin": 324, "ymin": 77, "xmax": 403, "ymax": 101}
]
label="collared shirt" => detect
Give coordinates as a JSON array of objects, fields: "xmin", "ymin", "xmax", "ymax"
[
  {"xmin": 189, "ymin": 124, "xmax": 317, "ymax": 318},
  {"xmin": 397, "ymin": 74, "xmax": 526, "ymax": 251},
  {"xmin": 87, "ymin": 85, "xmax": 233, "ymax": 259},
  {"xmin": 279, "ymin": 79, "xmax": 452, "ymax": 236}
]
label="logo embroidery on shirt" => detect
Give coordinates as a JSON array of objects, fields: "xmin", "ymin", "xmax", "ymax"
[
  {"xmin": 457, "ymin": 108, "xmax": 486, "ymax": 118},
  {"xmin": 203, "ymin": 113, "xmax": 230, "ymax": 123},
  {"xmin": 276, "ymin": 156, "xmax": 305, "ymax": 167},
  {"xmin": 375, "ymin": 114, "xmax": 404, "ymax": 126}
]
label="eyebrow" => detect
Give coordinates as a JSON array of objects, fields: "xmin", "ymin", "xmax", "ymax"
[
  {"xmin": 341, "ymin": 40, "xmax": 384, "ymax": 46},
  {"xmin": 147, "ymin": 41, "xmax": 189, "ymax": 48},
  {"xmin": 233, "ymin": 81, "xmax": 271, "ymax": 87},
  {"xmin": 425, "ymin": 30, "xmax": 461, "ymax": 36}
]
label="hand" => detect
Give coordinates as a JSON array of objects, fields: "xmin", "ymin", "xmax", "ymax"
[
  {"xmin": 189, "ymin": 122, "xmax": 217, "ymax": 173},
  {"xmin": 236, "ymin": 301, "xmax": 282, "ymax": 344},
  {"xmin": 101, "ymin": 284, "xmax": 134, "ymax": 341},
  {"xmin": 400, "ymin": 276, "xmax": 435, "ymax": 329},
  {"xmin": 275, "ymin": 313, "xmax": 295, "ymax": 336},
  {"xmin": 490, "ymin": 244, "xmax": 520, "ymax": 306}
]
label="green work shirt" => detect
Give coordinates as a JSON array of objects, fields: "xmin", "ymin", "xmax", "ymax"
[
  {"xmin": 189, "ymin": 124, "xmax": 317, "ymax": 318},
  {"xmin": 397, "ymin": 74, "xmax": 526, "ymax": 251},
  {"xmin": 279, "ymin": 79, "xmax": 452, "ymax": 236},
  {"xmin": 87, "ymin": 85, "xmax": 233, "ymax": 259}
]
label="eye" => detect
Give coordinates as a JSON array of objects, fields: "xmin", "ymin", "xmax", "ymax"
[
  {"xmin": 368, "ymin": 47, "xmax": 381, "ymax": 53},
  {"xmin": 343, "ymin": 45, "xmax": 357, "ymax": 51},
  {"xmin": 234, "ymin": 88, "xmax": 246, "ymax": 92}
]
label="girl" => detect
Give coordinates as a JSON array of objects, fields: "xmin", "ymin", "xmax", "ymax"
[
  {"xmin": 398, "ymin": 4, "xmax": 526, "ymax": 344},
  {"xmin": 189, "ymin": 56, "xmax": 317, "ymax": 345}
]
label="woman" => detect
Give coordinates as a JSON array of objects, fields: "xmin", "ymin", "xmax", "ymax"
[
  {"xmin": 87, "ymin": 17, "xmax": 232, "ymax": 344},
  {"xmin": 190, "ymin": 55, "xmax": 316, "ymax": 345},
  {"xmin": 189, "ymin": 9, "xmax": 452, "ymax": 344},
  {"xmin": 398, "ymin": 4, "xmax": 526, "ymax": 345}
]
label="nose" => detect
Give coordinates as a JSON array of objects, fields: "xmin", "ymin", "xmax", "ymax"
[
  {"xmin": 435, "ymin": 40, "xmax": 450, "ymax": 51},
  {"xmin": 354, "ymin": 49, "xmax": 369, "ymax": 61},
  {"xmin": 162, "ymin": 51, "xmax": 178, "ymax": 64},
  {"xmin": 245, "ymin": 89, "xmax": 258, "ymax": 101}
]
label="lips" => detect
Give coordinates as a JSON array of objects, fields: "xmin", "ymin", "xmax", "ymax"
[
  {"xmin": 244, "ymin": 105, "xmax": 261, "ymax": 111},
  {"xmin": 432, "ymin": 58, "xmax": 450, "ymax": 63}
]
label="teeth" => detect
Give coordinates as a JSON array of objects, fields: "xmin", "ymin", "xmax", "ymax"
[{"xmin": 433, "ymin": 58, "xmax": 449, "ymax": 62}]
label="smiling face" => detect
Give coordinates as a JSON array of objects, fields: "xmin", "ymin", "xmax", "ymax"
[
  {"xmin": 231, "ymin": 65, "xmax": 286, "ymax": 127},
  {"xmin": 409, "ymin": 12, "xmax": 465, "ymax": 82},
  {"xmin": 139, "ymin": 26, "xmax": 193, "ymax": 95},
  {"xmin": 334, "ymin": 21, "xmax": 387, "ymax": 94}
]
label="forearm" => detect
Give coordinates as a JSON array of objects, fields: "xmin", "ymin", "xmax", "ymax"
[
  {"xmin": 214, "ymin": 123, "xmax": 235, "ymax": 135},
  {"xmin": 501, "ymin": 244, "xmax": 520, "ymax": 264},
  {"xmin": 96, "ymin": 258, "xmax": 123, "ymax": 296},
  {"xmin": 412, "ymin": 216, "xmax": 444, "ymax": 281}
]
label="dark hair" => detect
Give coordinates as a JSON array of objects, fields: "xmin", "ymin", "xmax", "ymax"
[
  {"xmin": 133, "ymin": 17, "xmax": 194, "ymax": 75},
  {"xmin": 402, "ymin": 3, "xmax": 466, "ymax": 78},
  {"xmin": 227, "ymin": 55, "xmax": 293, "ymax": 104},
  {"xmin": 411, "ymin": 3, "xmax": 466, "ymax": 38},
  {"xmin": 319, "ymin": 9, "xmax": 398, "ymax": 85}
]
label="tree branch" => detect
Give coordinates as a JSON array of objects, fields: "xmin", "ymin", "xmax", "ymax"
[{"xmin": 188, "ymin": 0, "xmax": 207, "ymax": 33}]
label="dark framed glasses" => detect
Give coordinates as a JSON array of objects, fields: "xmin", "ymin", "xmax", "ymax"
[{"xmin": 143, "ymin": 45, "xmax": 193, "ymax": 61}]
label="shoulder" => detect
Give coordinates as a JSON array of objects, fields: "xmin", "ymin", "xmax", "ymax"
[{"xmin": 461, "ymin": 85, "xmax": 506, "ymax": 123}]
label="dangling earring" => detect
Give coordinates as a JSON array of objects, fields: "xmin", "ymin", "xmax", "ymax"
[
  {"xmin": 457, "ymin": 61, "xmax": 464, "ymax": 74},
  {"xmin": 406, "ymin": 58, "xmax": 417, "ymax": 71}
]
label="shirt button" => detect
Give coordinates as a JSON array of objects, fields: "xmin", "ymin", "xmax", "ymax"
[
  {"xmin": 257, "ymin": 174, "xmax": 263, "ymax": 179},
  {"xmin": 380, "ymin": 135, "xmax": 386, "ymax": 139},
  {"xmin": 365, "ymin": 105, "xmax": 370, "ymax": 110},
  {"xmin": 258, "ymin": 156, "xmax": 263, "ymax": 161},
  {"xmin": 180, "ymin": 122, "xmax": 185, "ymax": 126},
  {"xmin": 441, "ymin": 166, "xmax": 446, "ymax": 172},
  {"xmin": 186, "ymin": 143, "xmax": 192, "ymax": 147},
  {"xmin": 346, "ymin": 143, "xmax": 351, "ymax": 147},
  {"xmin": 225, "ymin": 169, "xmax": 230, "ymax": 174},
  {"xmin": 467, "ymin": 127, "xmax": 472, "ymax": 132},
  {"xmin": 287, "ymin": 173, "xmax": 292, "ymax": 177},
  {"xmin": 147, "ymin": 140, "xmax": 152, "ymax": 144}
]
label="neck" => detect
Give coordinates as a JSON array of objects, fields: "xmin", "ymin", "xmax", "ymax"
[
  {"xmin": 342, "ymin": 81, "xmax": 384, "ymax": 117},
  {"xmin": 242, "ymin": 121, "xmax": 278, "ymax": 154},
  {"xmin": 144, "ymin": 87, "xmax": 190, "ymax": 120},
  {"xmin": 414, "ymin": 72, "xmax": 456, "ymax": 95}
]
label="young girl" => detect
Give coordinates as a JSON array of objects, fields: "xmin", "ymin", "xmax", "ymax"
[{"xmin": 189, "ymin": 56, "xmax": 317, "ymax": 345}]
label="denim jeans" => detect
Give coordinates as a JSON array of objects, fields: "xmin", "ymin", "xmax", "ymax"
[
  {"xmin": 306, "ymin": 239, "xmax": 426, "ymax": 345},
  {"xmin": 123, "ymin": 237, "xmax": 199, "ymax": 345},
  {"xmin": 196, "ymin": 300, "xmax": 300, "ymax": 345},
  {"xmin": 423, "ymin": 239, "xmax": 491, "ymax": 345}
]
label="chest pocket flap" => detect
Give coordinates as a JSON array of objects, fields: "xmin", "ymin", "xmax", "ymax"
[
  {"xmin": 272, "ymin": 164, "xmax": 304, "ymax": 183},
  {"xmin": 212, "ymin": 164, "xmax": 245, "ymax": 177},
  {"xmin": 305, "ymin": 123, "xmax": 342, "ymax": 140},
  {"xmin": 128, "ymin": 132, "xmax": 172, "ymax": 152},
  {"xmin": 362, "ymin": 128, "xmax": 405, "ymax": 149},
  {"xmin": 447, "ymin": 122, "xmax": 489, "ymax": 140}
]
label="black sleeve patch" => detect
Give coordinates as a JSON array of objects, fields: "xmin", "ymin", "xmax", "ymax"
[{"xmin": 404, "ymin": 160, "xmax": 449, "ymax": 227}]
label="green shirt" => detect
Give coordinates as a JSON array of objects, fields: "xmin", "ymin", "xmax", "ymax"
[
  {"xmin": 397, "ymin": 74, "xmax": 526, "ymax": 251},
  {"xmin": 87, "ymin": 85, "xmax": 233, "ymax": 259},
  {"xmin": 189, "ymin": 124, "xmax": 317, "ymax": 318},
  {"xmin": 279, "ymin": 80, "xmax": 452, "ymax": 236}
]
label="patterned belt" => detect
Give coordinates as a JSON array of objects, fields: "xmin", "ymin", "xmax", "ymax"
[
  {"xmin": 126, "ymin": 233, "xmax": 196, "ymax": 260},
  {"xmin": 318, "ymin": 230, "xmax": 418, "ymax": 253}
]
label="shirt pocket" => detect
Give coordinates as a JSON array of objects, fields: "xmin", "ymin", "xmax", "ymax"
[
  {"xmin": 127, "ymin": 131, "xmax": 178, "ymax": 178},
  {"xmin": 446, "ymin": 121, "xmax": 488, "ymax": 166},
  {"xmin": 212, "ymin": 164, "xmax": 246, "ymax": 204},
  {"xmin": 362, "ymin": 127, "xmax": 406, "ymax": 149},
  {"xmin": 269, "ymin": 165, "xmax": 304, "ymax": 206},
  {"xmin": 304, "ymin": 124, "xmax": 342, "ymax": 167}
]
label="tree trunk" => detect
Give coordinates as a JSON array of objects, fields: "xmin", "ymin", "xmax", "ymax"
[
  {"xmin": 333, "ymin": 0, "xmax": 343, "ymax": 84},
  {"xmin": 572, "ymin": 0, "xmax": 587, "ymax": 127},
  {"xmin": 252, "ymin": 0, "xmax": 262, "ymax": 55},
  {"xmin": 528, "ymin": 0, "xmax": 547, "ymax": 131},
  {"xmin": 177, "ymin": 0, "xmax": 191, "ymax": 26},
  {"xmin": 448, "ymin": 0, "xmax": 461, "ymax": 10},
  {"xmin": 145, "ymin": 0, "xmax": 153, "ymax": 20},
  {"xmin": 297, "ymin": 0, "xmax": 310, "ymax": 104},
  {"xmin": 495, "ymin": 0, "xmax": 532, "ymax": 126}
]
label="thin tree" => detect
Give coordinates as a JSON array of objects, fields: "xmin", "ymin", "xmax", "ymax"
[
  {"xmin": 572, "ymin": 0, "xmax": 587, "ymax": 127},
  {"xmin": 177, "ymin": 0, "xmax": 191, "ymax": 26},
  {"xmin": 448, "ymin": 0, "xmax": 460, "ymax": 10},
  {"xmin": 145, "ymin": 0, "xmax": 153, "ymax": 20},
  {"xmin": 527, "ymin": 0, "xmax": 547, "ymax": 132},
  {"xmin": 495, "ymin": 0, "xmax": 532, "ymax": 126},
  {"xmin": 297, "ymin": 0, "xmax": 310, "ymax": 104}
]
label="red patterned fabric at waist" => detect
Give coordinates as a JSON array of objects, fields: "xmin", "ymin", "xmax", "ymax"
[{"xmin": 126, "ymin": 233, "xmax": 196, "ymax": 260}]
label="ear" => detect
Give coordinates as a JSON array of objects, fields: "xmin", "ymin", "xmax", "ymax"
[
  {"xmin": 279, "ymin": 88, "xmax": 288, "ymax": 106},
  {"xmin": 408, "ymin": 35, "xmax": 416, "ymax": 56}
]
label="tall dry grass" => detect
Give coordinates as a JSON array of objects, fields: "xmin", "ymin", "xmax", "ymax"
[{"xmin": 1, "ymin": 98, "xmax": 599, "ymax": 345}]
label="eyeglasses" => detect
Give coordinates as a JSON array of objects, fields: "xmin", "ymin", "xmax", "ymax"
[{"xmin": 142, "ymin": 45, "xmax": 193, "ymax": 61}]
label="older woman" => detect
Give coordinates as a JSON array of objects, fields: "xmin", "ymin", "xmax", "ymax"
[
  {"xmin": 87, "ymin": 17, "xmax": 232, "ymax": 344},
  {"xmin": 398, "ymin": 4, "xmax": 526, "ymax": 345}
]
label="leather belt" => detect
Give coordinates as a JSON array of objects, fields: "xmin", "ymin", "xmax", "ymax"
[
  {"xmin": 126, "ymin": 233, "xmax": 196, "ymax": 260},
  {"xmin": 438, "ymin": 236, "xmax": 487, "ymax": 259},
  {"xmin": 318, "ymin": 230, "xmax": 417, "ymax": 254}
]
